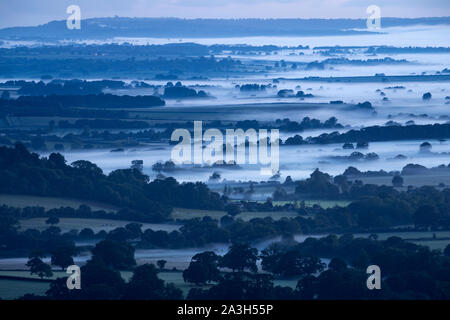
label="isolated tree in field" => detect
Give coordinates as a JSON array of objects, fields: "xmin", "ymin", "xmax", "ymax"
[
  {"xmin": 209, "ymin": 172, "xmax": 221, "ymax": 181},
  {"xmin": 46, "ymin": 216, "xmax": 60, "ymax": 225},
  {"xmin": 422, "ymin": 92, "xmax": 432, "ymax": 100},
  {"xmin": 392, "ymin": 175, "xmax": 404, "ymax": 187},
  {"xmin": 157, "ymin": 259, "xmax": 167, "ymax": 271},
  {"xmin": 219, "ymin": 244, "xmax": 259, "ymax": 273},
  {"xmin": 420, "ymin": 141, "xmax": 432, "ymax": 152},
  {"xmin": 26, "ymin": 252, "xmax": 53, "ymax": 279},
  {"xmin": 183, "ymin": 251, "xmax": 220, "ymax": 285}
]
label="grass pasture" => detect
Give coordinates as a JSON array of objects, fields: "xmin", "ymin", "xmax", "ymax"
[
  {"xmin": 352, "ymin": 173, "xmax": 450, "ymax": 189},
  {"xmin": 172, "ymin": 207, "xmax": 300, "ymax": 221},
  {"xmin": 354, "ymin": 230, "xmax": 450, "ymax": 241},
  {"xmin": 0, "ymin": 194, "xmax": 118, "ymax": 212},
  {"xmin": 0, "ymin": 270, "xmax": 301, "ymax": 299},
  {"xmin": 120, "ymin": 271, "xmax": 214, "ymax": 296},
  {"xmin": 0, "ymin": 279, "xmax": 50, "ymax": 300},
  {"xmin": 18, "ymin": 217, "xmax": 181, "ymax": 233},
  {"xmin": 237, "ymin": 211, "xmax": 299, "ymax": 221},
  {"xmin": 354, "ymin": 230, "xmax": 450, "ymax": 251},
  {"xmin": 0, "ymin": 270, "xmax": 214, "ymax": 299},
  {"xmin": 171, "ymin": 207, "xmax": 227, "ymax": 220},
  {"xmin": 0, "ymin": 270, "xmax": 66, "ymax": 280},
  {"xmin": 411, "ymin": 239, "xmax": 450, "ymax": 250},
  {"xmin": 270, "ymin": 200, "xmax": 351, "ymax": 209}
]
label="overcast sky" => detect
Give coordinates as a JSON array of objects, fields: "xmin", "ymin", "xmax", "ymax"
[{"xmin": 0, "ymin": 0, "xmax": 449, "ymax": 28}]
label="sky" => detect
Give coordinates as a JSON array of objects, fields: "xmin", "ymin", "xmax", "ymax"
[{"xmin": 0, "ymin": 0, "xmax": 449, "ymax": 28}]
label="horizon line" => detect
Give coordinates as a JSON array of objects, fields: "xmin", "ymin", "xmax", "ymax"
[{"xmin": 2, "ymin": 15, "xmax": 450, "ymax": 30}]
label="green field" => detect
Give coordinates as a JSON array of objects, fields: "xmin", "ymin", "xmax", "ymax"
[
  {"xmin": 352, "ymin": 173, "xmax": 450, "ymax": 189},
  {"xmin": 19, "ymin": 217, "xmax": 181, "ymax": 233},
  {"xmin": 0, "ymin": 270, "xmax": 66, "ymax": 280},
  {"xmin": 0, "ymin": 194, "xmax": 346, "ymax": 224},
  {"xmin": 172, "ymin": 207, "xmax": 302, "ymax": 221},
  {"xmin": 171, "ymin": 207, "xmax": 227, "ymax": 220},
  {"xmin": 354, "ymin": 230, "xmax": 450, "ymax": 251},
  {"xmin": 0, "ymin": 270, "xmax": 207, "ymax": 299},
  {"xmin": 237, "ymin": 211, "xmax": 300, "ymax": 221},
  {"xmin": 227, "ymin": 199, "xmax": 351, "ymax": 209},
  {"xmin": 0, "ymin": 270, "xmax": 299, "ymax": 299},
  {"xmin": 354, "ymin": 230, "xmax": 450, "ymax": 240},
  {"xmin": 270, "ymin": 200, "xmax": 351, "ymax": 209},
  {"xmin": 0, "ymin": 194, "xmax": 118, "ymax": 212},
  {"xmin": 121, "ymin": 271, "xmax": 214, "ymax": 296},
  {"xmin": 128, "ymin": 102, "xmax": 333, "ymax": 122},
  {"xmin": 0, "ymin": 279, "xmax": 50, "ymax": 300},
  {"xmin": 411, "ymin": 239, "xmax": 450, "ymax": 250}
]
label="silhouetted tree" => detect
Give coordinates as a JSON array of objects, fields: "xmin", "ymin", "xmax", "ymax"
[
  {"xmin": 157, "ymin": 260, "xmax": 167, "ymax": 271},
  {"xmin": 220, "ymin": 244, "xmax": 258, "ymax": 272},
  {"xmin": 91, "ymin": 240, "xmax": 136, "ymax": 270},
  {"xmin": 26, "ymin": 252, "xmax": 53, "ymax": 279}
]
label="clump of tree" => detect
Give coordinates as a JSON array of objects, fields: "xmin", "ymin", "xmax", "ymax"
[
  {"xmin": 261, "ymin": 244, "xmax": 325, "ymax": 277},
  {"xmin": 163, "ymin": 82, "xmax": 209, "ymax": 99},
  {"xmin": 422, "ymin": 92, "xmax": 432, "ymax": 100},
  {"xmin": 183, "ymin": 251, "xmax": 221, "ymax": 285},
  {"xmin": 392, "ymin": 175, "xmax": 404, "ymax": 187},
  {"xmin": 26, "ymin": 252, "xmax": 53, "ymax": 279},
  {"xmin": 0, "ymin": 144, "xmax": 227, "ymax": 222},
  {"xmin": 238, "ymin": 84, "xmax": 268, "ymax": 91},
  {"xmin": 219, "ymin": 243, "xmax": 259, "ymax": 272}
]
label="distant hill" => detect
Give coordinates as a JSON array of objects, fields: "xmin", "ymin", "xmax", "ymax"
[{"xmin": 0, "ymin": 17, "xmax": 449, "ymax": 40}]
